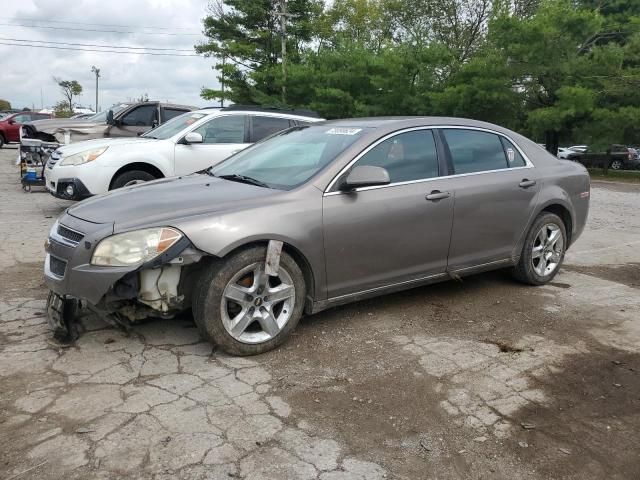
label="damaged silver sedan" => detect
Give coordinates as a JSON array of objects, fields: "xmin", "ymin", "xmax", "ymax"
[{"xmin": 45, "ymin": 117, "xmax": 590, "ymax": 355}]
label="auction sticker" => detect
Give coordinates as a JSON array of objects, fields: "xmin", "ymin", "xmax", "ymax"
[{"xmin": 326, "ymin": 127, "xmax": 362, "ymax": 135}]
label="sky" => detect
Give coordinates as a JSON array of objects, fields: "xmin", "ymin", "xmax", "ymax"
[{"xmin": 0, "ymin": 0, "xmax": 219, "ymax": 111}]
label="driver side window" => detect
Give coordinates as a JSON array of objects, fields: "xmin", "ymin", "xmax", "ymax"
[
  {"xmin": 354, "ymin": 129, "xmax": 439, "ymax": 183},
  {"xmin": 192, "ymin": 115, "xmax": 247, "ymax": 144},
  {"xmin": 120, "ymin": 105, "xmax": 158, "ymax": 127}
]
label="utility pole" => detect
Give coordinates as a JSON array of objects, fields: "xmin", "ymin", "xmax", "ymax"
[
  {"xmin": 91, "ymin": 65, "xmax": 101, "ymax": 112},
  {"xmin": 277, "ymin": 0, "xmax": 292, "ymax": 104},
  {"xmin": 221, "ymin": 55, "xmax": 225, "ymax": 107}
]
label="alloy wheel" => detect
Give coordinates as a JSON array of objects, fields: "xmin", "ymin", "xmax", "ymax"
[
  {"xmin": 220, "ymin": 262, "xmax": 296, "ymax": 344},
  {"xmin": 610, "ymin": 160, "xmax": 623, "ymax": 170},
  {"xmin": 531, "ymin": 223, "xmax": 564, "ymax": 277}
]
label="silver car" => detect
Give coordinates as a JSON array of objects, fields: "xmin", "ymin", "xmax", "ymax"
[{"xmin": 44, "ymin": 117, "xmax": 590, "ymax": 355}]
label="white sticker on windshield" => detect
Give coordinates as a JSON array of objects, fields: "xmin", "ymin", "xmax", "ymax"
[{"xmin": 326, "ymin": 127, "xmax": 362, "ymax": 135}]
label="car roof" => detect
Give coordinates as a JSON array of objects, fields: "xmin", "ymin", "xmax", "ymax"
[{"xmin": 190, "ymin": 108, "xmax": 322, "ymax": 121}]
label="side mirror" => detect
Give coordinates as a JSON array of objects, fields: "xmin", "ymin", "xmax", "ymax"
[
  {"xmin": 8, "ymin": 119, "xmax": 15, "ymax": 125},
  {"xmin": 341, "ymin": 165, "xmax": 390, "ymax": 190},
  {"xmin": 184, "ymin": 132, "xmax": 203, "ymax": 144},
  {"xmin": 106, "ymin": 110, "xmax": 114, "ymax": 125}
]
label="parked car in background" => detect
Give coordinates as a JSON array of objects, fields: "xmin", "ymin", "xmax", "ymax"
[
  {"xmin": 557, "ymin": 147, "xmax": 573, "ymax": 159},
  {"xmin": 0, "ymin": 111, "xmax": 52, "ymax": 148},
  {"xmin": 566, "ymin": 144, "xmax": 640, "ymax": 170},
  {"xmin": 44, "ymin": 117, "xmax": 590, "ymax": 355},
  {"xmin": 568, "ymin": 145, "xmax": 588, "ymax": 153},
  {"xmin": 21, "ymin": 101, "xmax": 195, "ymax": 144},
  {"xmin": 44, "ymin": 106, "xmax": 322, "ymax": 200}
]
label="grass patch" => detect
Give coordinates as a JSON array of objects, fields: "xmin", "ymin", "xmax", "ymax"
[{"xmin": 588, "ymin": 168, "xmax": 640, "ymax": 183}]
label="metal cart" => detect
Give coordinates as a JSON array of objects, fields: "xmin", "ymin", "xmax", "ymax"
[{"xmin": 19, "ymin": 138, "xmax": 59, "ymax": 192}]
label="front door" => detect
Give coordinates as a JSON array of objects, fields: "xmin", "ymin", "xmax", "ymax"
[
  {"xmin": 439, "ymin": 128, "xmax": 540, "ymax": 269},
  {"xmin": 323, "ymin": 129, "xmax": 454, "ymax": 298},
  {"xmin": 173, "ymin": 114, "xmax": 249, "ymax": 175}
]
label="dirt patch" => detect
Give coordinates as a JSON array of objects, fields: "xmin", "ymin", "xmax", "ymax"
[
  {"xmin": 511, "ymin": 346, "xmax": 640, "ymax": 480},
  {"xmin": 564, "ymin": 263, "xmax": 640, "ymax": 289}
]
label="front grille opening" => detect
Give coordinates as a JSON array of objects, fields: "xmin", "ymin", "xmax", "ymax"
[
  {"xmin": 49, "ymin": 256, "xmax": 67, "ymax": 277},
  {"xmin": 57, "ymin": 224, "xmax": 84, "ymax": 243}
]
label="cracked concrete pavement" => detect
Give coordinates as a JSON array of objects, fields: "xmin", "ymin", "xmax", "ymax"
[{"xmin": 1, "ymin": 146, "xmax": 639, "ymax": 479}]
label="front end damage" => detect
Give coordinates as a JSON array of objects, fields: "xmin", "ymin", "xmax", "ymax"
[{"xmin": 44, "ymin": 216, "xmax": 210, "ymax": 343}]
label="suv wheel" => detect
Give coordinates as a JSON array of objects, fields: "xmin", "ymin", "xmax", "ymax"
[
  {"xmin": 610, "ymin": 159, "xmax": 623, "ymax": 170},
  {"xmin": 0, "ymin": 133, "xmax": 5, "ymax": 148},
  {"xmin": 513, "ymin": 212, "xmax": 567, "ymax": 286},
  {"xmin": 193, "ymin": 246, "xmax": 306, "ymax": 356},
  {"xmin": 111, "ymin": 170, "xmax": 157, "ymax": 190}
]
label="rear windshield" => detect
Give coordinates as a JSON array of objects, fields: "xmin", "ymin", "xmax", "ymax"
[{"xmin": 210, "ymin": 125, "xmax": 365, "ymax": 190}]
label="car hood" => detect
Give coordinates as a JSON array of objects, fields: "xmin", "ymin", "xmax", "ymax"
[
  {"xmin": 25, "ymin": 118, "xmax": 101, "ymax": 133},
  {"xmin": 56, "ymin": 137, "xmax": 158, "ymax": 156},
  {"xmin": 66, "ymin": 174, "xmax": 278, "ymax": 229}
]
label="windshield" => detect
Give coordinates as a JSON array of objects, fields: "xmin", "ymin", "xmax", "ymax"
[
  {"xmin": 88, "ymin": 104, "xmax": 130, "ymax": 122},
  {"xmin": 210, "ymin": 125, "xmax": 365, "ymax": 190},
  {"xmin": 141, "ymin": 112, "xmax": 206, "ymax": 140}
]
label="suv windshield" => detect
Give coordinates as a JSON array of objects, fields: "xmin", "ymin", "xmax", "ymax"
[
  {"xmin": 88, "ymin": 104, "xmax": 131, "ymax": 122},
  {"xmin": 141, "ymin": 112, "xmax": 207, "ymax": 140},
  {"xmin": 210, "ymin": 125, "xmax": 365, "ymax": 190}
]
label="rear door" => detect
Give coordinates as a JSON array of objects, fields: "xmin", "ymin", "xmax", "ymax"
[
  {"xmin": 439, "ymin": 128, "xmax": 540, "ymax": 270},
  {"xmin": 173, "ymin": 114, "xmax": 249, "ymax": 175},
  {"xmin": 323, "ymin": 128, "xmax": 454, "ymax": 298},
  {"xmin": 249, "ymin": 116, "xmax": 293, "ymax": 143},
  {"xmin": 161, "ymin": 106, "xmax": 190, "ymax": 123}
]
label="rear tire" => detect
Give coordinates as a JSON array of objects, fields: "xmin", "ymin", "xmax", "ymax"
[
  {"xmin": 610, "ymin": 159, "xmax": 623, "ymax": 170},
  {"xmin": 193, "ymin": 246, "xmax": 306, "ymax": 356},
  {"xmin": 513, "ymin": 212, "xmax": 567, "ymax": 286},
  {"xmin": 110, "ymin": 170, "xmax": 157, "ymax": 190},
  {"xmin": 0, "ymin": 133, "xmax": 5, "ymax": 148}
]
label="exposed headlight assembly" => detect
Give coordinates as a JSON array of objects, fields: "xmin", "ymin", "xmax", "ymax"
[
  {"xmin": 91, "ymin": 227, "xmax": 183, "ymax": 267},
  {"xmin": 59, "ymin": 146, "xmax": 108, "ymax": 166}
]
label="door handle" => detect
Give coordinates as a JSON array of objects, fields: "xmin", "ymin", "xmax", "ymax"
[
  {"xmin": 425, "ymin": 190, "xmax": 451, "ymax": 201},
  {"xmin": 519, "ymin": 179, "xmax": 536, "ymax": 188}
]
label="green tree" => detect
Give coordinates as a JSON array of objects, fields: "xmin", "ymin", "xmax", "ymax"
[
  {"xmin": 0, "ymin": 99, "xmax": 11, "ymax": 110},
  {"xmin": 54, "ymin": 78, "xmax": 83, "ymax": 112},
  {"xmin": 53, "ymin": 100, "xmax": 73, "ymax": 118},
  {"xmin": 197, "ymin": 0, "xmax": 323, "ymax": 105}
]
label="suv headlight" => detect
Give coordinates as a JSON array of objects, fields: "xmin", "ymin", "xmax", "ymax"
[
  {"xmin": 91, "ymin": 227, "xmax": 183, "ymax": 266},
  {"xmin": 59, "ymin": 146, "xmax": 108, "ymax": 166}
]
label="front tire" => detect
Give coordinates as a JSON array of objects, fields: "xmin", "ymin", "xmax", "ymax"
[
  {"xmin": 610, "ymin": 159, "xmax": 623, "ymax": 170},
  {"xmin": 193, "ymin": 246, "xmax": 306, "ymax": 356},
  {"xmin": 513, "ymin": 212, "xmax": 567, "ymax": 285},
  {"xmin": 110, "ymin": 170, "xmax": 157, "ymax": 190}
]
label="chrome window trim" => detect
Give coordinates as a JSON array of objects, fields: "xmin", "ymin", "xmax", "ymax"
[{"xmin": 324, "ymin": 125, "xmax": 534, "ymax": 196}]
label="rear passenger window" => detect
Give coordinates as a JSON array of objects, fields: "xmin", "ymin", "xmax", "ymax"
[
  {"xmin": 443, "ymin": 129, "xmax": 508, "ymax": 174},
  {"xmin": 500, "ymin": 138, "xmax": 526, "ymax": 167},
  {"xmin": 354, "ymin": 130, "xmax": 439, "ymax": 183},
  {"xmin": 250, "ymin": 116, "xmax": 291, "ymax": 142}
]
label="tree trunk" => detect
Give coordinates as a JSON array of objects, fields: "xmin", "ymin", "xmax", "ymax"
[{"xmin": 544, "ymin": 130, "xmax": 559, "ymax": 156}]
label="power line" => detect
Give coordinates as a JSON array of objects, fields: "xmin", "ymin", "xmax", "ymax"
[
  {"xmin": 0, "ymin": 22, "xmax": 202, "ymax": 36},
  {"xmin": 0, "ymin": 41, "xmax": 202, "ymax": 57},
  {"xmin": 0, "ymin": 37, "xmax": 194, "ymax": 52},
  {"xmin": 10, "ymin": 17, "xmax": 200, "ymax": 32}
]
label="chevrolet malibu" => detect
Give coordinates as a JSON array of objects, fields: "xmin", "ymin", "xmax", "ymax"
[{"xmin": 45, "ymin": 117, "xmax": 590, "ymax": 355}]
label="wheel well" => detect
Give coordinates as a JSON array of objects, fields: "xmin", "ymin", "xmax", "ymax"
[
  {"xmin": 541, "ymin": 204, "xmax": 573, "ymax": 245},
  {"xmin": 109, "ymin": 162, "xmax": 164, "ymax": 189},
  {"xmin": 223, "ymin": 240, "xmax": 316, "ymax": 305}
]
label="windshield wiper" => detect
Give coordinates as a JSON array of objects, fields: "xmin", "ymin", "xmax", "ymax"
[{"xmin": 217, "ymin": 174, "xmax": 270, "ymax": 189}]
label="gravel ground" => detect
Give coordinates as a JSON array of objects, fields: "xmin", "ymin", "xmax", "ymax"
[{"xmin": 1, "ymin": 144, "xmax": 638, "ymax": 480}]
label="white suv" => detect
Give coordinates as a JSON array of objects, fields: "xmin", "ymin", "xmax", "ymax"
[{"xmin": 44, "ymin": 107, "xmax": 322, "ymax": 200}]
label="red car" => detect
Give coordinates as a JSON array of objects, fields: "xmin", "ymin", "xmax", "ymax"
[{"xmin": 0, "ymin": 111, "xmax": 52, "ymax": 148}]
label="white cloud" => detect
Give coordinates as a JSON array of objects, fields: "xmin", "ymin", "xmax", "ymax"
[{"xmin": 0, "ymin": 0, "xmax": 220, "ymax": 111}]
